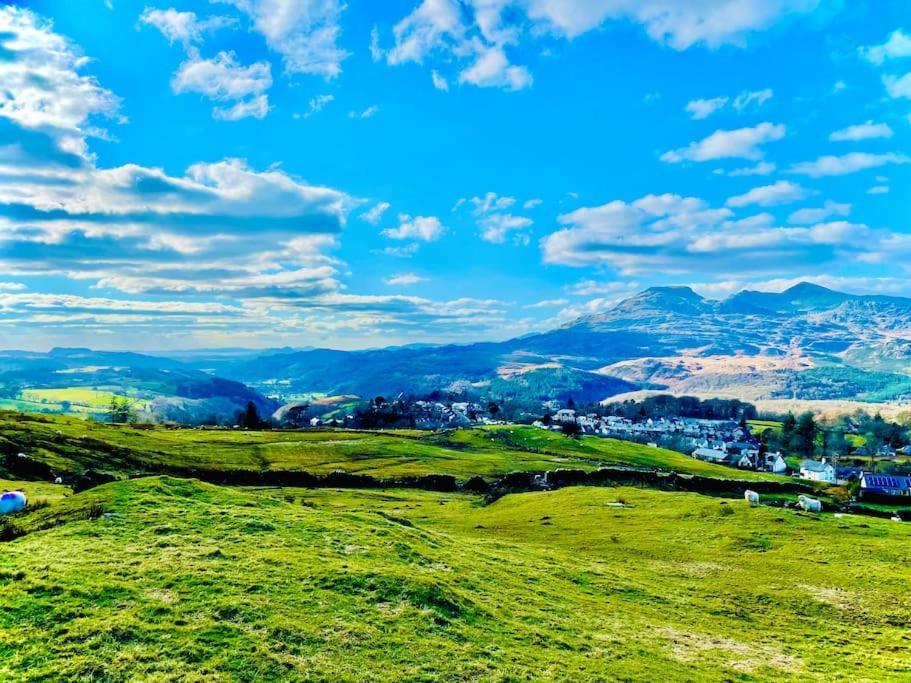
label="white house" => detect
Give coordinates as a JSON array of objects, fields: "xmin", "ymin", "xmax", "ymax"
[
  {"xmin": 554, "ymin": 409, "xmax": 577, "ymax": 424},
  {"xmin": 799, "ymin": 459, "xmax": 836, "ymax": 484},
  {"xmin": 692, "ymin": 447, "xmax": 730, "ymax": 464},
  {"xmin": 763, "ymin": 451, "xmax": 788, "ymax": 474}
]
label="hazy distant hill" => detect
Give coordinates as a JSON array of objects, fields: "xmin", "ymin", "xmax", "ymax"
[
  {"xmin": 191, "ymin": 283, "xmax": 911, "ymax": 405},
  {"xmin": 0, "ymin": 348, "xmax": 277, "ymax": 423},
  {"xmin": 7, "ymin": 283, "xmax": 911, "ymax": 414}
]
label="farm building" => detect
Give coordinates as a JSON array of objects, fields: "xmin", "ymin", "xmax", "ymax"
[
  {"xmin": 859, "ymin": 473, "xmax": 911, "ymax": 499},
  {"xmin": 799, "ymin": 459, "xmax": 836, "ymax": 484}
]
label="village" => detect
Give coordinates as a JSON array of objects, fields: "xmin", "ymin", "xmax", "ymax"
[{"xmin": 531, "ymin": 407, "xmax": 911, "ymax": 503}]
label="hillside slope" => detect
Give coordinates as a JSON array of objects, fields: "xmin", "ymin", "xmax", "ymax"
[
  {"xmin": 2, "ymin": 478, "xmax": 909, "ymax": 681},
  {"xmin": 189, "ymin": 283, "xmax": 911, "ymax": 404}
]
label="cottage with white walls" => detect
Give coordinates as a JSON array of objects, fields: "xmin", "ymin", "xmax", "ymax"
[{"xmin": 799, "ymin": 458, "xmax": 836, "ymax": 484}]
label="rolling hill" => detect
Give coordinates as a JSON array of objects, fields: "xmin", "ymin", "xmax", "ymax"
[
  {"xmin": 182, "ymin": 282, "xmax": 911, "ymax": 406},
  {"xmin": 8, "ymin": 283, "xmax": 911, "ymax": 416}
]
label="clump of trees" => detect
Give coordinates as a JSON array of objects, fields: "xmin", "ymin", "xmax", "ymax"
[
  {"xmin": 107, "ymin": 396, "xmax": 137, "ymax": 424},
  {"xmin": 603, "ymin": 395, "xmax": 758, "ymax": 421}
]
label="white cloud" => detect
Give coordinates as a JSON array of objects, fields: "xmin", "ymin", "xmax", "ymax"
[
  {"xmin": 216, "ymin": 0, "xmax": 348, "ymax": 79},
  {"xmin": 661, "ymin": 122, "xmax": 785, "ymax": 163},
  {"xmin": 470, "ymin": 192, "xmax": 516, "ymax": 215},
  {"xmin": 519, "ymin": 0, "xmax": 820, "ymax": 48},
  {"xmin": 732, "ymin": 87, "xmax": 773, "ymax": 111},
  {"xmin": 538, "ymin": 190, "xmax": 891, "ymax": 275},
  {"xmin": 523, "ymin": 198, "xmax": 543, "ymax": 209},
  {"xmin": 790, "ymin": 152, "xmax": 909, "ymax": 177},
  {"xmin": 172, "ymin": 51, "xmax": 272, "ymax": 120},
  {"xmin": 685, "ymin": 96, "xmax": 728, "ymax": 119},
  {"xmin": 884, "ymin": 73, "xmax": 911, "ymax": 100},
  {"xmin": 382, "ymin": 214, "xmax": 445, "ymax": 241},
  {"xmin": 525, "ymin": 298, "xmax": 568, "ymax": 309},
  {"xmin": 0, "ymin": 7, "xmax": 123, "ymax": 158},
  {"xmin": 478, "ymin": 213, "xmax": 533, "ymax": 243},
  {"xmin": 213, "ymin": 94, "xmax": 269, "ymax": 120},
  {"xmin": 788, "ymin": 200, "xmax": 850, "ymax": 225},
  {"xmin": 829, "ymin": 121, "xmax": 894, "ymax": 142},
  {"xmin": 728, "ymin": 161, "xmax": 776, "ymax": 176},
  {"xmin": 305, "ymin": 93, "xmax": 334, "ymax": 117},
  {"xmin": 139, "ymin": 7, "xmax": 235, "ymax": 47},
  {"xmin": 860, "ymin": 29, "xmax": 911, "ymax": 65},
  {"xmin": 0, "ymin": 282, "xmax": 26, "ymax": 291},
  {"xmin": 459, "ymin": 46, "xmax": 533, "ymax": 91},
  {"xmin": 348, "ymin": 105, "xmax": 379, "ymax": 119},
  {"xmin": 725, "ymin": 180, "xmax": 812, "ymax": 208},
  {"xmin": 431, "ymin": 69, "xmax": 449, "ymax": 91},
  {"xmin": 868, "ymin": 185, "xmax": 890, "ymax": 195},
  {"xmin": 378, "ymin": 2, "xmax": 817, "ymax": 93},
  {"xmin": 385, "ymin": 273, "xmax": 428, "ymax": 286},
  {"xmin": 569, "ymin": 280, "xmax": 638, "ymax": 296},
  {"xmin": 361, "ymin": 201, "xmax": 391, "ymax": 225}
]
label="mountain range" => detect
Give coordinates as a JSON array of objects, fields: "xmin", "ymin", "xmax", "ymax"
[{"xmin": 5, "ymin": 282, "xmax": 911, "ymax": 420}]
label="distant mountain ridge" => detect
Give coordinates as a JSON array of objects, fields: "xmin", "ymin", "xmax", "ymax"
[{"xmin": 6, "ymin": 283, "xmax": 911, "ymax": 415}]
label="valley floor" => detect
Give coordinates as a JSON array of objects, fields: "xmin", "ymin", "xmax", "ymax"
[{"xmin": 2, "ymin": 477, "xmax": 911, "ymax": 681}]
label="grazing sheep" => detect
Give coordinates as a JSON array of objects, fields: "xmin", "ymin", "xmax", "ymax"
[
  {"xmin": 54, "ymin": 477, "xmax": 63, "ymax": 485},
  {"xmin": 0, "ymin": 491, "xmax": 27, "ymax": 515},
  {"xmin": 797, "ymin": 495, "xmax": 822, "ymax": 513},
  {"xmin": 744, "ymin": 490, "xmax": 760, "ymax": 506}
]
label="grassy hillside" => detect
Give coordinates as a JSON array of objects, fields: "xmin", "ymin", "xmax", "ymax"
[
  {"xmin": 2, "ymin": 477, "xmax": 909, "ymax": 681},
  {"xmin": 0, "ymin": 411, "xmax": 782, "ymax": 482}
]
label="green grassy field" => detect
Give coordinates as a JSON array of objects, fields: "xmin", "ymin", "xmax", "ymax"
[
  {"xmin": 1, "ymin": 477, "xmax": 909, "ymax": 681},
  {"xmin": 0, "ymin": 389, "xmax": 150, "ymax": 417},
  {"xmin": 0, "ymin": 411, "xmax": 783, "ymax": 482}
]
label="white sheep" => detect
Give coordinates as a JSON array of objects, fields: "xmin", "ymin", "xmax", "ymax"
[
  {"xmin": 54, "ymin": 477, "xmax": 63, "ymax": 485},
  {"xmin": 744, "ymin": 490, "xmax": 760, "ymax": 506},
  {"xmin": 0, "ymin": 491, "xmax": 27, "ymax": 515},
  {"xmin": 797, "ymin": 495, "xmax": 822, "ymax": 513}
]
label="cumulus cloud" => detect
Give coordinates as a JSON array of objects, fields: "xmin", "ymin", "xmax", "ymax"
[
  {"xmin": 377, "ymin": 1, "xmax": 817, "ymax": 91},
  {"xmin": 732, "ymin": 88, "xmax": 773, "ymax": 111},
  {"xmin": 431, "ymin": 69, "xmax": 449, "ymax": 90},
  {"xmin": 685, "ymin": 96, "xmax": 728, "ymax": 119},
  {"xmin": 478, "ymin": 213, "xmax": 533, "ymax": 243},
  {"xmin": 725, "ymin": 180, "xmax": 812, "ymax": 208},
  {"xmin": 139, "ymin": 7, "xmax": 235, "ymax": 48},
  {"xmin": 727, "ymin": 161, "xmax": 776, "ymax": 176},
  {"xmin": 829, "ymin": 121, "xmax": 893, "ymax": 142},
  {"xmin": 685, "ymin": 88, "xmax": 772, "ymax": 119},
  {"xmin": 305, "ymin": 93, "xmax": 334, "ymax": 117},
  {"xmin": 0, "ymin": 7, "xmax": 123, "ymax": 160},
  {"xmin": 361, "ymin": 201, "xmax": 391, "ymax": 225},
  {"xmin": 538, "ymin": 190, "xmax": 896, "ymax": 276},
  {"xmin": 216, "ymin": 0, "xmax": 349, "ymax": 79},
  {"xmin": 860, "ymin": 29, "xmax": 911, "ymax": 65},
  {"xmin": 171, "ymin": 51, "xmax": 272, "ymax": 120},
  {"xmin": 382, "ymin": 214, "xmax": 445, "ymax": 241},
  {"xmin": 348, "ymin": 105, "xmax": 379, "ymax": 119},
  {"xmin": 790, "ymin": 152, "xmax": 909, "ymax": 177},
  {"xmin": 788, "ymin": 201, "xmax": 850, "ymax": 225},
  {"xmin": 459, "ymin": 46, "xmax": 533, "ymax": 90},
  {"xmin": 384, "ymin": 273, "xmax": 428, "ymax": 286},
  {"xmin": 883, "ymin": 73, "xmax": 911, "ymax": 100},
  {"xmin": 661, "ymin": 122, "xmax": 785, "ymax": 163}
]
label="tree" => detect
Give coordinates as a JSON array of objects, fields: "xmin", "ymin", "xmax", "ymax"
[
  {"xmin": 240, "ymin": 401, "xmax": 262, "ymax": 429},
  {"xmin": 566, "ymin": 396, "xmax": 576, "ymax": 410},
  {"xmin": 487, "ymin": 401, "xmax": 500, "ymax": 419},
  {"xmin": 107, "ymin": 395, "xmax": 134, "ymax": 424},
  {"xmin": 561, "ymin": 421, "xmax": 582, "ymax": 438},
  {"xmin": 374, "ymin": 396, "xmax": 386, "ymax": 408},
  {"xmin": 793, "ymin": 412, "xmax": 819, "ymax": 457}
]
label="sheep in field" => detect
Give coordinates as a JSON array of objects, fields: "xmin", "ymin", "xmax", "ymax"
[
  {"xmin": 744, "ymin": 490, "xmax": 760, "ymax": 506},
  {"xmin": 797, "ymin": 495, "xmax": 822, "ymax": 513},
  {"xmin": 0, "ymin": 491, "xmax": 27, "ymax": 515}
]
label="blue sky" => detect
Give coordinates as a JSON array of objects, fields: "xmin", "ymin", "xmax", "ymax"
[{"xmin": 1, "ymin": 0, "xmax": 910, "ymax": 351}]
